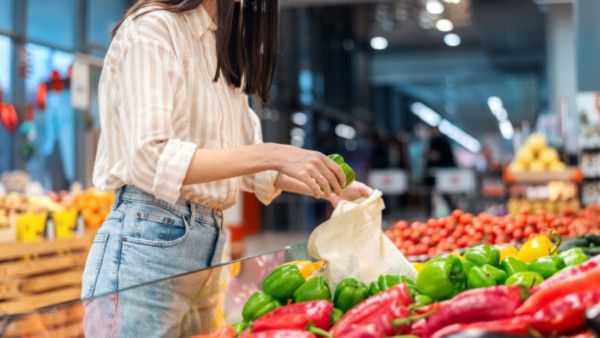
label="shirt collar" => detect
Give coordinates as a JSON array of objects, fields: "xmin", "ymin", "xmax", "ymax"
[{"xmin": 184, "ymin": 4, "xmax": 217, "ymax": 40}]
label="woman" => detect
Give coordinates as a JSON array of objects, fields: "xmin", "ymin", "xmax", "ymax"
[{"xmin": 82, "ymin": 0, "xmax": 371, "ymax": 336}]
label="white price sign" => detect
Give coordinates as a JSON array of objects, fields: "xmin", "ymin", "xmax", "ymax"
[
  {"xmin": 435, "ymin": 169, "xmax": 476, "ymax": 194},
  {"xmin": 367, "ymin": 169, "xmax": 407, "ymax": 194}
]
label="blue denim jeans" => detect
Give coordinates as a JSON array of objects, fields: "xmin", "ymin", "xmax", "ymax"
[{"xmin": 81, "ymin": 186, "xmax": 226, "ymax": 337}]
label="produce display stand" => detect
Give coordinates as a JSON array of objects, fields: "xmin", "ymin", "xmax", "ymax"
[
  {"xmin": 0, "ymin": 242, "xmax": 312, "ymax": 337},
  {"xmin": 0, "ymin": 233, "xmax": 93, "ymax": 320},
  {"xmin": 503, "ymin": 167, "xmax": 583, "ymax": 215}
]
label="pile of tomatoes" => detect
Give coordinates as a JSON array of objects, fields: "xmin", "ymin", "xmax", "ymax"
[{"xmin": 385, "ymin": 205, "xmax": 600, "ymax": 257}]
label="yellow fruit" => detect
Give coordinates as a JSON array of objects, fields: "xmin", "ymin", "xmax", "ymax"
[
  {"xmin": 527, "ymin": 133, "xmax": 547, "ymax": 152},
  {"xmin": 500, "ymin": 246, "xmax": 518, "ymax": 261},
  {"xmin": 516, "ymin": 147, "xmax": 534, "ymax": 164},
  {"xmin": 508, "ymin": 161, "xmax": 527, "ymax": 172},
  {"xmin": 539, "ymin": 148, "xmax": 559, "ymax": 165},
  {"xmin": 529, "ymin": 161, "xmax": 546, "ymax": 172},
  {"xmin": 549, "ymin": 161, "xmax": 566, "ymax": 171}
]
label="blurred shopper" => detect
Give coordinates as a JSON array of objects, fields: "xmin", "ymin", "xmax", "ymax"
[
  {"xmin": 82, "ymin": 0, "xmax": 372, "ymax": 336},
  {"xmin": 425, "ymin": 127, "xmax": 457, "ymax": 216}
]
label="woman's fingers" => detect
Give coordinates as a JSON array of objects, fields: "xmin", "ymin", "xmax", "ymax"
[
  {"xmin": 322, "ymin": 155, "xmax": 346, "ymax": 188},
  {"xmin": 299, "ymin": 173, "xmax": 321, "ymax": 198},
  {"xmin": 313, "ymin": 158, "xmax": 342, "ymax": 195}
]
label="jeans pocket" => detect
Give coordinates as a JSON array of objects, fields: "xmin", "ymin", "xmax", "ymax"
[
  {"xmin": 81, "ymin": 233, "xmax": 109, "ymax": 299},
  {"xmin": 122, "ymin": 212, "xmax": 189, "ymax": 248}
]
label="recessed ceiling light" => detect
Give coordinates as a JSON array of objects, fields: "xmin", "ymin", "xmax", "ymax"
[
  {"xmin": 436, "ymin": 19, "xmax": 454, "ymax": 32},
  {"xmin": 444, "ymin": 33, "xmax": 461, "ymax": 47},
  {"xmin": 426, "ymin": 0, "xmax": 445, "ymax": 15},
  {"xmin": 370, "ymin": 36, "xmax": 389, "ymax": 50}
]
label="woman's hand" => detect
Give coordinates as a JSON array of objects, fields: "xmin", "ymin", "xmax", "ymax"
[
  {"xmin": 269, "ymin": 144, "xmax": 346, "ymax": 199},
  {"xmin": 326, "ymin": 181, "xmax": 373, "ymax": 207}
]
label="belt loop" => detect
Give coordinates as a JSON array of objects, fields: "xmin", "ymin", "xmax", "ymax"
[{"xmin": 112, "ymin": 187, "xmax": 125, "ymax": 210}]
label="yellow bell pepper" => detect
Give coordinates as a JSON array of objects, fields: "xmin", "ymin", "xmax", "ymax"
[
  {"xmin": 230, "ymin": 261, "xmax": 241, "ymax": 277},
  {"xmin": 284, "ymin": 260, "xmax": 324, "ymax": 279},
  {"xmin": 500, "ymin": 246, "xmax": 518, "ymax": 262},
  {"xmin": 516, "ymin": 232, "xmax": 561, "ymax": 263},
  {"xmin": 412, "ymin": 262, "xmax": 425, "ymax": 273}
]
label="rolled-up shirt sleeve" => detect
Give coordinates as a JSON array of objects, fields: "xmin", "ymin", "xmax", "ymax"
[
  {"xmin": 241, "ymin": 106, "xmax": 282, "ymax": 205},
  {"xmin": 117, "ymin": 35, "xmax": 197, "ymax": 205}
]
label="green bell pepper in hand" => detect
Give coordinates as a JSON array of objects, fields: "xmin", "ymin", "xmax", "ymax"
[
  {"xmin": 334, "ymin": 277, "xmax": 370, "ymax": 312},
  {"xmin": 528, "ymin": 256, "xmax": 565, "ymax": 278},
  {"xmin": 293, "ymin": 275, "xmax": 331, "ymax": 303},
  {"xmin": 263, "ymin": 265, "xmax": 305, "ymax": 302},
  {"xmin": 481, "ymin": 264, "xmax": 507, "ymax": 284},
  {"xmin": 467, "ymin": 266, "xmax": 497, "ymax": 289},
  {"xmin": 559, "ymin": 248, "xmax": 588, "ymax": 266},
  {"xmin": 505, "ymin": 271, "xmax": 544, "ymax": 288},
  {"xmin": 327, "ymin": 154, "xmax": 355, "ymax": 188},
  {"xmin": 464, "ymin": 245, "xmax": 501, "ymax": 267},
  {"xmin": 242, "ymin": 291, "xmax": 282, "ymax": 322},
  {"xmin": 501, "ymin": 257, "xmax": 529, "ymax": 276},
  {"xmin": 416, "ymin": 255, "xmax": 466, "ymax": 300}
]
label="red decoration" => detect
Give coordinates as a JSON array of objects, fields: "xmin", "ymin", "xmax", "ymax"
[
  {"xmin": 49, "ymin": 70, "xmax": 65, "ymax": 92},
  {"xmin": 37, "ymin": 83, "xmax": 47, "ymax": 110},
  {"xmin": 0, "ymin": 103, "xmax": 18, "ymax": 133}
]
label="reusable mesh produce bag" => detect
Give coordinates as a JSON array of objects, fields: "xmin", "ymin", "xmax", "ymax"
[{"xmin": 307, "ymin": 191, "xmax": 416, "ymax": 289}]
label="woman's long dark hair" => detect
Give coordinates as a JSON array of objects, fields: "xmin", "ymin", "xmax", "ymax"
[{"xmin": 113, "ymin": 0, "xmax": 279, "ymax": 103}]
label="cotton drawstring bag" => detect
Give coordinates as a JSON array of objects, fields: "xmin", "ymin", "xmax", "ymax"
[{"xmin": 307, "ymin": 190, "xmax": 416, "ymax": 289}]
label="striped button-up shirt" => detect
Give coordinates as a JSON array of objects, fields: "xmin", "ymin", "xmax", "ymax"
[{"xmin": 93, "ymin": 4, "xmax": 281, "ymax": 209}]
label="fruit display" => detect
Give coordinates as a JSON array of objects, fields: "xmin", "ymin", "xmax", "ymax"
[
  {"xmin": 508, "ymin": 133, "xmax": 566, "ymax": 173},
  {"xmin": 69, "ymin": 189, "xmax": 114, "ymax": 230},
  {"xmin": 385, "ymin": 207, "xmax": 600, "ymax": 257},
  {"xmin": 194, "ymin": 238, "xmax": 600, "ymax": 338}
]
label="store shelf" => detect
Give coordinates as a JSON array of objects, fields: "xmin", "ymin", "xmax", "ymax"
[{"xmin": 505, "ymin": 168, "xmax": 582, "ymax": 184}]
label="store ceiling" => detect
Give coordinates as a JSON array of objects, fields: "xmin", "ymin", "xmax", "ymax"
[{"xmin": 287, "ymin": 0, "xmax": 547, "ymax": 143}]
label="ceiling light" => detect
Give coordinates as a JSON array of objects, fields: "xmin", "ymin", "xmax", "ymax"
[
  {"xmin": 444, "ymin": 33, "xmax": 461, "ymax": 47},
  {"xmin": 335, "ymin": 124, "xmax": 356, "ymax": 139},
  {"xmin": 487, "ymin": 96, "xmax": 514, "ymax": 140},
  {"xmin": 499, "ymin": 120, "xmax": 515, "ymax": 140},
  {"xmin": 370, "ymin": 36, "xmax": 388, "ymax": 50},
  {"xmin": 426, "ymin": 0, "xmax": 445, "ymax": 15},
  {"xmin": 436, "ymin": 19, "xmax": 454, "ymax": 32},
  {"xmin": 411, "ymin": 102, "xmax": 442, "ymax": 127},
  {"xmin": 443, "ymin": 0, "xmax": 461, "ymax": 3},
  {"xmin": 439, "ymin": 120, "xmax": 481, "ymax": 153},
  {"xmin": 292, "ymin": 112, "xmax": 308, "ymax": 126}
]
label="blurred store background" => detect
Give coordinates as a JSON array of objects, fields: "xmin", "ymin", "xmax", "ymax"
[{"xmin": 1, "ymin": 0, "xmax": 600, "ymax": 255}]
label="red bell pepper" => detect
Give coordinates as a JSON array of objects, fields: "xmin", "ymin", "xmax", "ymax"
[
  {"xmin": 421, "ymin": 285, "xmax": 526, "ymax": 337},
  {"xmin": 247, "ymin": 330, "xmax": 316, "ymax": 338},
  {"xmin": 190, "ymin": 327, "xmax": 236, "ymax": 338},
  {"xmin": 530, "ymin": 254, "xmax": 600, "ymax": 294},
  {"xmin": 334, "ymin": 323, "xmax": 384, "ymax": 338},
  {"xmin": 430, "ymin": 316, "xmax": 533, "ymax": 338},
  {"xmin": 330, "ymin": 284, "xmax": 413, "ymax": 337},
  {"xmin": 252, "ymin": 301, "xmax": 333, "ymax": 332},
  {"xmin": 516, "ymin": 266, "xmax": 600, "ymax": 315},
  {"xmin": 530, "ymin": 289, "xmax": 600, "ymax": 335}
]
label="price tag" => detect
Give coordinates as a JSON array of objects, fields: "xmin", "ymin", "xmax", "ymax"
[
  {"xmin": 367, "ymin": 169, "xmax": 407, "ymax": 194},
  {"xmin": 435, "ymin": 169, "xmax": 476, "ymax": 194}
]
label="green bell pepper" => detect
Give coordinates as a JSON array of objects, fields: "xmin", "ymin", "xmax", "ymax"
[
  {"xmin": 232, "ymin": 321, "xmax": 249, "ymax": 335},
  {"xmin": 327, "ymin": 154, "xmax": 355, "ymax": 188},
  {"xmin": 467, "ymin": 266, "xmax": 497, "ymax": 289},
  {"xmin": 559, "ymin": 248, "xmax": 588, "ymax": 267},
  {"xmin": 293, "ymin": 275, "xmax": 332, "ymax": 303},
  {"xmin": 464, "ymin": 245, "xmax": 501, "ymax": 267},
  {"xmin": 528, "ymin": 256, "xmax": 566, "ymax": 278},
  {"xmin": 328, "ymin": 153, "xmax": 345, "ymax": 165},
  {"xmin": 331, "ymin": 308, "xmax": 344, "ymax": 324},
  {"xmin": 334, "ymin": 277, "xmax": 370, "ymax": 312},
  {"xmin": 505, "ymin": 271, "xmax": 544, "ymax": 288},
  {"xmin": 460, "ymin": 257, "xmax": 475, "ymax": 274},
  {"xmin": 242, "ymin": 291, "xmax": 282, "ymax": 322},
  {"xmin": 262, "ymin": 264, "xmax": 305, "ymax": 302},
  {"xmin": 501, "ymin": 257, "xmax": 529, "ymax": 276},
  {"xmin": 416, "ymin": 255, "xmax": 466, "ymax": 301},
  {"xmin": 481, "ymin": 264, "xmax": 507, "ymax": 284},
  {"xmin": 369, "ymin": 281, "xmax": 381, "ymax": 296}
]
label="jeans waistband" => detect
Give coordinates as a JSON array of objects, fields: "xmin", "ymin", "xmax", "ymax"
[{"xmin": 115, "ymin": 186, "xmax": 223, "ymax": 223}]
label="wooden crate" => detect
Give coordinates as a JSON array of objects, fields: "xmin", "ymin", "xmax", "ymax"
[{"xmin": 0, "ymin": 234, "xmax": 93, "ymax": 337}]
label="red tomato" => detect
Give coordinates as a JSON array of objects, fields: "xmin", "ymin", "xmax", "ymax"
[
  {"xmin": 459, "ymin": 213, "xmax": 473, "ymax": 225},
  {"xmin": 452, "ymin": 210, "xmax": 463, "ymax": 219}
]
